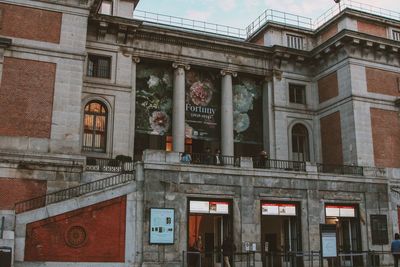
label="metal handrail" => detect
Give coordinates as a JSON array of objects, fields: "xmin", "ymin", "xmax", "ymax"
[
  {"xmin": 317, "ymin": 163, "xmax": 364, "ymax": 176},
  {"xmin": 181, "ymin": 152, "xmax": 240, "ymax": 167},
  {"xmin": 134, "ymin": 10, "xmax": 247, "ymax": 39},
  {"xmin": 86, "ymin": 157, "xmax": 134, "ymax": 172},
  {"xmin": 253, "ymin": 157, "xmax": 306, "ymax": 172},
  {"xmin": 15, "ymin": 172, "xmax": 134, "ymax": 214},
  {"xmin": 132, "ymin": 1, "xmax": 400, "ymax": 40}
]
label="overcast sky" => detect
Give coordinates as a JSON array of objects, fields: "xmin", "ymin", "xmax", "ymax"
[{"xmin": 136, "ymin": 0, "xmax": 399, "ymax": 29}]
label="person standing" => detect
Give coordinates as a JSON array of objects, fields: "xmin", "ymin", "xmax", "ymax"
[
  {"xmin": 222, "ymin": 237, "xmax": 236, "ymax": 267},
  {"xmin": 214, "ymin": 149, "xmax": 224, "ymax": 166},
  {"xmin": 392, "ymin": 233, "xmax": 400, "ymax": 267}
]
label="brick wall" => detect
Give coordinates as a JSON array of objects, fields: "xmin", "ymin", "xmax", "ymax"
[
  {"xmin": 0, "ymin": 178, "xmax": 47, "ymax": 209},
  {"xmin": 0, "ymin": 57, "xmax": 56, "ymax": 138},
  {"xmin": 320, "ymin": 111, "xmax": 343, "ymax": 165},
  {"xmin": 370, "ymin": 108, "xmax": 400, "ymax": 168},
  {"xmin": 366, "ymin": 67, "xmax": 400, "ymax": 96},
  {"xmin": 357, "ymin": 20, "xmax": 387, "ymax": 38},
  {"xmin": 320, "ymin": 23, "xmax": 338, "ymax": 43},
  {"xmin": 318, "ymin": 72, "xmax": 338, "ymax": 103},
  {"xmin": 0, "ymin": 3, "xmax": 62, "ymax": 43},
  {"xmin": 24, "ymin": 196, "xmax": 126, "ymax": 262}
]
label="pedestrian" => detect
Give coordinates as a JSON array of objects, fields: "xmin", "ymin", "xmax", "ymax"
[
  {"xmin": 214, "ymin": 149, "xmax": 224, "ymax": 166},
  {"xmin": 392, "ymin": 233, "xmax": 400, "ymax": 267},
  {"xmin": 205, "ymin": 147, "xmax": 213, "ymax": 164},
  {"xmin": 222, "ymin": 237, "xmax": 236, "ymax": 267},
  {"xmin": 258, "ymin": 150, "xmax": 269, "ymax": 168},
  {"xmin": 181, "ymin": 152, "xmax": 192, "ymax": 163}
]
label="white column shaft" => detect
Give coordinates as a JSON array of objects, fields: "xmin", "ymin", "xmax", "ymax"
[
  {"xmin": 172, "ymin": 67, "xmax": 186, "ymax": 152},
  {"xmin": 221, "ymin": 74, "xmax": 234, "ymax": 157}
]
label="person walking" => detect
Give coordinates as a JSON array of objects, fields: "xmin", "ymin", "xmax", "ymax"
[
  {"xmin": 392, "ymin": 233, "xmax": 400, "ymax": 267},
  {"xmin": 222, "ymin": 237, "xmax": 236, "ymax": 267}
]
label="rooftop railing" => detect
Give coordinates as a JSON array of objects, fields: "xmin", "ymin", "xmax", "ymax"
[
  {"xmin": 131, "ymin": 0, "xmax": 400, "ymax": 40},
  {"xmin": 133, "ymin": 10, "xmax": 247, "ymax": 39}
]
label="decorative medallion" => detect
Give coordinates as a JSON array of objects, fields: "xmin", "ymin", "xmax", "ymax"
[{"xmin": 65, "ymin": 225, "xmax": 87, "ymax": 248}]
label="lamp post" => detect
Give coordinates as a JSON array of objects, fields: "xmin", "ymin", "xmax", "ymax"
[{"xmin": 334, "ymin": 0, "xmax": 342, "ymax": 12}]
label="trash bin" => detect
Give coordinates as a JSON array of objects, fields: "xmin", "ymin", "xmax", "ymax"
[{"xmin": 0, "ymin": 246, "xmax": 12, "ymax": 267}]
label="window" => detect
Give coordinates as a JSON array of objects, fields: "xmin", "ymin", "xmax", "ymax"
[
  {"xmin": 370, "ymin": 215, "xmax": 388, "ymax": 245},
  {"xmin": 87, "ymin": 54, "xmax": 111, "ymax": 79},
  {"xmin": 83, "ymin": 101, "xmax": 108, "ymax": 152},
  {"xmin": 393, "ymin": 30, "xmax": 400, "ymax": 41},
  {"xmin": 99, "ymin": 0, "xmax": 112, "ymax": 15},
  {"xmin": 287, "ymin": 34, "xmax": 304, "ymax": 50},
  {"xmin": 289, "ymin": 84, "xmax": 306, "ymax": 104},
  {"xmin": 291, "ymin": 124, "xmax": 309, "ymax": 161}
]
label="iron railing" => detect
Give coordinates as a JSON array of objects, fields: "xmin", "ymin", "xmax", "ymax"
[
  {"xmin": 182, "ymin": 250, "xmax": 255, "ymax": 267},
  {"xmin": 182, "ymin": 153, "xmax": 240, "ymax": 167},
  {"xmin": 133, "ymin": 10, "xmax": 246, "ymax": 39},
  {"xmin": 253, "ymin": 158, "xmax": 306, "ymax": 172},
  {"xmin": 15, "ymin": 172, "xmax": 134, "ymax": 214},
  {"xmin": 317, "ymin": 163, "xmax": 364, "ymax": 176},
  {"xmin": 86, "ymin": 157, "xmax": 134, "ymax": 172}
]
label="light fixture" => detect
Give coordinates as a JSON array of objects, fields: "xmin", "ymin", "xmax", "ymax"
[{"xmin": 334, "ymin": 0, "xmax": 341, "ymax": 3}]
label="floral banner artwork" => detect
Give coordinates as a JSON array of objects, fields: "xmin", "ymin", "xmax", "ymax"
[
  {"xmin": 185, "ymin": 69, "xmax": 220, "ymax": 140},
  {"xmin": 233, "ymin": 77, "xmax": 262, "ymax": 144},
  {"xmin": 135, "ymin": 64, "xmax": 173, "ymax": 135}
]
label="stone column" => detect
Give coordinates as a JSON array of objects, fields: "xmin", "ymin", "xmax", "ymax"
[
  {"xmin": 220, "ymin": 70, "xmax": 237, "ymax": 157},
  {"xmin": 263, "ymin": 71, "xmax": 276, "ymax": 158},
  {"xmin": 129, "ymin": 56, "xmax": 140, "ymax": 158},
  {"xmin": 172, "ymin": 62, "xmax": 190, "ymax": 152}
]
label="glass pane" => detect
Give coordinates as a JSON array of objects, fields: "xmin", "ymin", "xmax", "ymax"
[{"xmin": 100, "ymin": 1, "xmax": 112, "ymax": 15}]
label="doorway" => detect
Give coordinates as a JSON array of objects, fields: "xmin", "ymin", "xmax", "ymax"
[
  {"xmin": 261, "ymin": 203, "xmax": 302, "ymax": 267},
  {"xmin": 188, "ymin": 200, "xmax": 233, "ymax": 267}
]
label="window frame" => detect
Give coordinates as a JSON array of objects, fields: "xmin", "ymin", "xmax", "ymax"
[
  {"xmin": 392, "ymin": 29, "xmax": 400, "ymax": 41},
  {"xmin": 370, "ymin": 215, "xmax": 389, "ymax": 245},
  {"xmin": 82, "ymin": 100, "xmax": 109, "ymax": 153},
  {"xmin": 289, "ymin": 83, "xmax": 306, "ymax": 104},
  {"xmin": 291, "ymin": 123, "xmax": 310, "ymax": 162},
  {"xmin": 87, "ymin": 54, "xmax": 112, "ymax": 79}
]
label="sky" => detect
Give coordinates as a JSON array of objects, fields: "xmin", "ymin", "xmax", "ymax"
[{"xmin": 136, "ymin": 0, "xmax": 399, "ymax": 29}]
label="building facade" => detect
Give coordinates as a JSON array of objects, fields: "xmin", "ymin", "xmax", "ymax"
[{"xmin": 0, "ymin": 0, "xmax": 400, "ymax": 266}]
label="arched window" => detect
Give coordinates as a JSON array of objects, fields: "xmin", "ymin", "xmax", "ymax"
[
  {"xmin": 292, "ymin": 124, "xmax": 310, "ymax": 162},
  {"xmin": 83, "ymin": 101, "xmax": 108, "ymax": 152}
]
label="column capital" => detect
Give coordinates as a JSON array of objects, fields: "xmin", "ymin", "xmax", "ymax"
[
  {"xmin": 220, "ymin": 69, "xmax": 237, "ymax": 77},
  {"xmin": 172, "ymin": 62, "xmax": 190, "ymax": 70}
]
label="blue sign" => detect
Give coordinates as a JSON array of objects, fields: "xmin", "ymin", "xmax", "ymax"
[{"xmin": 149, "ymin": 208, "xmax": 175, "ymax": 244}]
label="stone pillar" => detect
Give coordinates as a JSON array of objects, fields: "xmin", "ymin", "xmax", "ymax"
[
  {"xmin": 172, "ymin": 63, "xmax": 190, "ymax": 152},
  {"xmin": 129, "ymin": 56, "xmax": 140, "ymax": 158},
  {"xmin": 266, "ymin": 71, "xmax": 276, "ymax": 159},
  {"xmin": 220, "ymin": 70, "xmax": 237, "ymax": 157}
]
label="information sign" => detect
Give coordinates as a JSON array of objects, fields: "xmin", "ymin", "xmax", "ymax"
[
  {"xmin": 322, "ymin": 232, "xmax": 337, "ymax": 258},
  {"xmin": 149, "ymin": 208, "xmax": 174, "ymax": 244}
]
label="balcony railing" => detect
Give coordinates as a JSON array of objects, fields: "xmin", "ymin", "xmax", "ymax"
[
  {"xmin": 182, "ymin": 153, "xmax": 241, "ymax": 167},
  {"xmin": 317, "ymin": 163, "xmax": 364, "ymax": 176},
  {"xmin": 15, "ymin": 172, "xmax": 134, "ymax": 214},
  {"xmin": 86, "ymin": 157, "xmax": 134, "ymax": 172},
  {"xmin": 253, "ymin": 158, "xmax": 306, "ymax": 172}
]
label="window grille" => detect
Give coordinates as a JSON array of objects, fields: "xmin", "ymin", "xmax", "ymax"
[
  {"xmin": 87, "ymin": 55, "xmax": 111, "ymax": 79},
  {"xmin": 287, "ymin": 34, "xmax": 304, "ymax": 50},
  {"xmin": 370, "ymin": 215, "xmax": 388, "ymax": 245}
]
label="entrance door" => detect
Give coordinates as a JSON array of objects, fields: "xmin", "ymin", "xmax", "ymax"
[
  {"xmin": 188, "ymin": 200, "xmax": 232, "ymax": 267},
  {"xmin": 261, "ymin": 203, "xmax": 302, "ymax": 267}
]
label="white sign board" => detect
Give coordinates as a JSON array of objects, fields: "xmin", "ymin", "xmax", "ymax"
[
  {"xmin": 322, "ymin": 232, "xmax": 337, "ymax": 258},
  {"xmin": 325, "ymin": 206, "xmax": 355, "ymax": 218},
  {"xmin": 262, "ymin": 204, "xmax": 296, "ymax": 216},
  {"xmin": 190, "ymin": 201, "xmax": 229, "ymax": 214},
  {"xmin": 190, "ymin": 201, "xmax": 209, "ymax": 213},
  {"xmin": 149, "ymin": 208, "xmax": 174, "ymax": 244}
]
